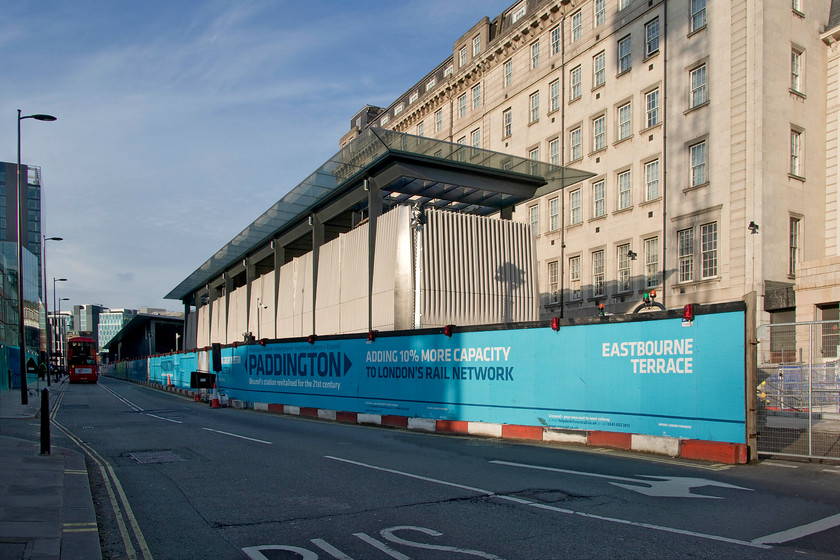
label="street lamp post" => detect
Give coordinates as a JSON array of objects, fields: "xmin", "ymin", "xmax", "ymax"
[
  {"xmin": 49, "ymin": 274, "xmax": 67, "ymax": 381},
  {"xmin": 17, "ymin": 110, "xmax": 57, "ymax": 405},
  {"xmin": 57, "ymin": 297, "xmax": 69, "ymax": 372}
]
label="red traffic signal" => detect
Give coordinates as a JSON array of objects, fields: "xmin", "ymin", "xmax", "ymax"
[
  {"xmin": 443, "ymin": 325, "xmax": 454, "ymax": 337},
  {"xmin": 551, "ymin": 317, "xmax": 560, "ymax": 331}
]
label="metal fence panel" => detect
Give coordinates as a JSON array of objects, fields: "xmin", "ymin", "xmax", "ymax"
[{"xmin": 756, "ymin": 321, "xmax": 840, "ymax": 460}]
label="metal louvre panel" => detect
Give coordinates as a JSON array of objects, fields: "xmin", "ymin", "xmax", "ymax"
[
  {"xmin": 421, "ymin": 209, "xmax": 537, "ymax": 327},
  {"xmin": 276, "ymin": 260, "xmax": 297, "ymax": 338},
  {"xmin": 195, "ymin": 306, "xmax": 209, "ymax": 349},
  {"xmin": 371, "ymin": 207, "xmax": 403, "ymax": 330},
  {"xmin": 339, "ymin": 222, "xmax": 369, "ymax": 334},
  {"xmin": 185, "ymin": 311, "xmax": 198, "ymax": 350},
  {"xmin": 227, "ymin": 285, "xmax": 247, "ymax": 344},
  {"xmin": 211, "ymin": 297, "xmax": 226, "ymax": 345},
  {"xmin": 297, "ymin": 253, "xmax": 314, "ymax": 337},
  {"xmin": 247, "ymin": 272, "xmax": 275, "ymax": 340},
  {"xmin": 315, "ymin": 240, "xmax": 342, "ymax": 335}
]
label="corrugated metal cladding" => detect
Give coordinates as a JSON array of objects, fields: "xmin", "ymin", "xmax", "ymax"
[
  {"xmin": 421, "ymin": 210, "xmax": 537, "ymax": 326},
  {"xmin": 191, "ymin": 205, "xmax": 537, "ymax": 346}
]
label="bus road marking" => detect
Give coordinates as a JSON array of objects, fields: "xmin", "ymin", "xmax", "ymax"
[
  {"xmin": 325, "ymin": 456, "xmax": 770, "ymax": 551},
  {"xmin": 202, "ymin": 427, "xmax": 272, "ymax": 444}
]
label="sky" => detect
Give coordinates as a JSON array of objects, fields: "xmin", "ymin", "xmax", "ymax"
[{"xmin": 1, "ymin": 0, "xmax": 515, "ymax": 312}]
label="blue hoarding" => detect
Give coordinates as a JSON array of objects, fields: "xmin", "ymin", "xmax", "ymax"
[{"xmin": 145, "ymin": 311, "xmax": 746, "ymax": 444}]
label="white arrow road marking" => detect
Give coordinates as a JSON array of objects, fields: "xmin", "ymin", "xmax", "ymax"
[{"xmin": 490, "ymin": 460, "xmax": 751, "ymax": 499}]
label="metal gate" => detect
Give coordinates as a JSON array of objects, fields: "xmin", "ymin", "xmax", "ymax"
[{"xmin": 756, "ymin": 321, "xmax": 840, "ymax": 460}]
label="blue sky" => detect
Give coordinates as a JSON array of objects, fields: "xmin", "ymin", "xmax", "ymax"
[{"xmin": 1, "ymin": 0, "xmax": 515, "ymax": 311}]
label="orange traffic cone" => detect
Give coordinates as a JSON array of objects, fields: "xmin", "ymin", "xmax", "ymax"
[{"xmin": 210, "ymin": 383, "xmax": 221, "ymax": 408}]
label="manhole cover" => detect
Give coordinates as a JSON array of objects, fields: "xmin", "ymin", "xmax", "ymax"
[{"xmin": 128, "ymin": 450, "xmax": 185, "ymax": 464}]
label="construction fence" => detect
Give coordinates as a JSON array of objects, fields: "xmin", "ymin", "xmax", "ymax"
[{"xmin": 756, "ymin": 320, "xmax": 840, "ymax": 460}]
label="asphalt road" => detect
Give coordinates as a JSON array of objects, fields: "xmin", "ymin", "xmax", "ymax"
[{"xmin": 46, "ymin": 377, "xmax": 840, "ymax": 560}]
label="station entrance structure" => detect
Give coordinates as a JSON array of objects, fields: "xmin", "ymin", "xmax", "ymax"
[{"xmin": 167, "ymin": 128, "xmax": 593, "ymax": 349}]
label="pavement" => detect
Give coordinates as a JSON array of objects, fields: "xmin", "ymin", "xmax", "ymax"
[{"xmin": 0, "ymin": 380, "xmax": 101, "ymax": 560}]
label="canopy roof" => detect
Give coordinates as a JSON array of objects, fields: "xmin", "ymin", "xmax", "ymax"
[{"xmin": 166, "ymin": 127, "xmax": 593, "ymax": 301}]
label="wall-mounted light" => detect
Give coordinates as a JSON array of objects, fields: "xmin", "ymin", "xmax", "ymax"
[
  {"xmin": 627, "ymin": 250, "xmax": 637, "ymax": 261},
  {"xmin": 748, "ymin": 221, "xmax": 759, "ymax": 234}
]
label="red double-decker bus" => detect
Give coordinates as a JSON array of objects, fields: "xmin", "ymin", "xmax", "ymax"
[{"xmin": 67, "ymin": 336, "xmax": 98, "ymax": 383}]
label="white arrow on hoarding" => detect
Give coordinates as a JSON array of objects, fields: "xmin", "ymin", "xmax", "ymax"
[{"xmin": 491, "ymin": 460, "xmax": 752, "ymax": 499}]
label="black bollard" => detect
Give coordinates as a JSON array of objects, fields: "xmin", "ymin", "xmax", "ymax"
[{"xmin": 40, "ymin": 388, "xmax": 50, "ymax": 456}]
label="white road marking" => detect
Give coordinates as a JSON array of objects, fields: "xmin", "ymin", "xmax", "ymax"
[
  {"xmin": 752, "ymin": 512, "xmax": 840, "ymax": 545},
  {"xmin": 145, "ymin": 413, "xmax": 182, "ymax": 424},
  {"xmin": 822, "ymin": 469, "xmax": 840, "ymax": 475},
  {"xmin": 325, "ymin": 456, "xmax": 771, "ymax": 550},
  {"xmin": 760, "ymin": 461, "xmax": 798, "ymax": 469},
  {"xmin": 312, "ymin": 538, "xmax": 355, "ymax": 559},
  {"xmin": 380, "ymin": 526, "xmax": 505, "ymax": 559},
  {"xmin": 491, "ymin": 459, "xmax": 751, "ymax": 499},
  {"xmin": 353, "ymin": 533, "xmax": 411, "ymax": 560},
  {"xmin": 202, "ymin": 427, "xmax": 272, "ymax": 444}
]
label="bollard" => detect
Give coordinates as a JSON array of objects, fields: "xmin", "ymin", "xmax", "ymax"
[{"xmin": 40, "ymin": 388, "xmax": 50, "ymax": 455}]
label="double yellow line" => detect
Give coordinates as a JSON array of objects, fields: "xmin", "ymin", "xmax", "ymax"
[{"xmin": 50, "ymin": 383, "xmax": 153, "ymax": 560}]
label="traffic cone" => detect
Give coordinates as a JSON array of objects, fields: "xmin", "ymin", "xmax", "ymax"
[{"xmin": 210, "ymin": 383, "xmax": 221, "ymax": 408}]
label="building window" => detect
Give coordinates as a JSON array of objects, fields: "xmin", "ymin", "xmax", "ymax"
[
  {"xmin": 570, "ymin": 255, "xmax": 581, "ymax": 300},
  {"xmin": 549, "ymin": 197, "xmax": 560, "ymax": 231},
  {"xmin": 550, "ymin": 25, "xmax": 561, "ymax": 56},
  {"xmin": 617, "ymin": 170, "xmax": 631, "ymax": 210},
  {"xmin": 690, "ymin": 64, "xmax": 707, "ymax": 107},
  {"xmin": 417, "ymin": 122, "xmax": 424, "ymax": 137},
  {"xmin": 473, "ymin": 35, "xmax": 481, "ymax": 56},
  {"xmin": 594, "ymin": 0, "xmax": 606, "ymax": 27},
  {"xmin": 645, "ymin": 88, "xmax": 660, "ymax": 128},
  {"xmin": 645, "ymin": 159, "xmax": 660, "ymax": 200},
  {"xmin": 549, "ymin": 137, "xmax": 560, "ymax": 165},
  {"xmin": 592, "ymin": 250, "xmax": 605, "ymax": 297},
  {"xmin": 529, "ymin": 147, "xmax": 540, "ymax": 175},
  {"xmin": 571, "ymin": 11, "xmax": 582, "ymax": 42},
  {"xmin": 471, "ymin": 128, "xmax": 481, "ymax": 148},
  {"xmin": 690, "ymin": 0, "xmax": 706, "ymax": 33},
  {"xmin": 459, "ymin": 45, "xmax": 467, "ymax": 67},
  {"xmin": 570, "ymin": 127, "xmax": 582, "ymax": 161},
  {"xmin": 444, "ymin": 65, "xmax": 454, "ymax": 77},
  {"xmin": 428, "ymin": 78, "xmax": 437, "ymax": 89},
  {"xmin": 548, "ymin": 260, "xmax": 560, "ymax": 303},
  {"xmin": 592, "ymin": 180, "xmax": 606, "ymax": 218},
  {"xmin": 409, "ymin": 92, "xmax": 418, "ymax": 104},
  {"xmin": 504, "ymin": 59, "xmax": 513, "ymax": 87},
  {"xmin": 531, "ymin": 40, "xmax": 540, "ymax": 69},
  {"xmin": 593, "ymin": 51, "xmax": 606, "ymax": 88},
  {"xmin": 434, "ymin": 109, "xmax": 443, "ymax": 132},
  {"xmin": 394, "ymin": 104, "xmax": 404, "ymax": 115},
  {"xmin": 503, "ymin": 108, "xmax": 512, "ymax": 137},
  {"xmin": 618, "ymin": 36, "xmax": 632, "ymax": 73},
  {"xmin": 511, "ymin": 3, "xmax": 526, "ymax": 23},
  {"xmin": 570, "ymin": 66, "xmax": 582, "ymax": 101},
  {"xmin": 690, "ymin": 141, "xmax": 707, "ymax": 187},
  {"xmin": 790, "ymin": 128, "xmax": 803, "ymax": 177},
  {"xmin": 644, "ymin": 237, "xmax": 659, "ymax": 287},
  {"xmin": 790, "ymin": 217, "xmax": 801, "ymax": 276},
  {"xmin": 458, "ymin": 93, "xmax": 467, "ymax": 118},
  {"xmin": 617, "ymin": 243, "xmax": 631, "ymax": 292},
  {"xmin": 791, "ymin": 48, "xmax": 803, "ymax": 93},
  {"xmin": 701, "ymin": 222, "xmax": 718, "ymax": 278},
  {"xmin": 593, "ymin": 115, "xmax": 606, "ymax": 152},
  {"xmin": 381, "ymin": 115, "xmax": 390, "ymax": 126},
  {"xmin": 570, "ymin": 189, "xmax": 582, "ymax": 225},
  {"xmin": 618, "ymin": 103, "xmax": 632, "ymax": 140},
  {"xmin": 619, "ymin": 0, "xmax": 632, "ymax": 9},
  {"xmin": 529, "ymin": 205, "xmax": 539, "ymax": 236},
  {"xmin": 678, "ymin": 227, "xmax": 694, "ymax": 283},
  {"xmin": 472, "ymin": 84, "xmax": 482, "ymax": 109},
  {"xmin": 529, "ymin": 91, "xmax": 540, "ymax": 123},
  {"xmin": 645, "ymin": 18, "xmax": 660, "ymax": 56},
  {"xmin": 549, "ymin": 79, "xmax": 560, "ymax": 113}
]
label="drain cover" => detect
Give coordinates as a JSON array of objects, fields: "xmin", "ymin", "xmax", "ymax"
[{"xmin": 128, "ymin": 450, "xmax": 185, "ymax": 464}]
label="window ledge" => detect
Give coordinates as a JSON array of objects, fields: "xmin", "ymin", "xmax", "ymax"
[
  {"xmin": 640, "ymin": 196, "xmax": 662, "ymax": 206},
  {"xmin": 674, "ymin": 276, "xmax": 721, "ymax": 289},
  {"xmin": 568, "ymin": 155, "xmax": 583, "ymax": 165},
  {"xmin": 613, "ymin": 206, "xmax": 633, "ymax": 216},
  {"xmin": 616, "ymin": 68, "xmax": 632, "ymax": 79},
  {"xmin": 588, "ymin": 215, "xmax": 607, "ymax": 223},
  {"xmin": 684, "ymin": 100, "xmax": 710, "ymax": 115},
  {"xmin": 528, "ymin": 119, "xmax": 539, "ymax": 126},
  {"xmin": 687, "ymin": 24, "xmax": 707, "ymax": 39},
  {"xmin": 792, "ymin": 8, "xmax": 805, "ymax": 18},
  {"xmin": 641, "ymin": 122, "xmax": 662, "ymax": 135},
  {"xmin": 683, "ymin": 181, "xmax": 710, "ymax": 193},
  {"xmin": 789, "ymin": 88, "xmax": 806, "ymax": 100},
  {"xmin": 644, "ymin": 50, "xmax": 660, "ymax": 62},
  {"xmin": 788, "ymin": 173, "xmax": 806, "ymax": 182},
  {"xmin": 566, "ymin": 221, "xmax": 584, "ymax": 230},
  {"xmin": 569, "ymin": 96, "xmax": 581, "ymax": 105},
  {"xmin": 591, "ymin": 83, "xmax": 606, "ymax": 93},
  {"xmin": 588, "ymin": 147, "xmax": 608, "ymax": 158},
  {"xmin": 613, "ymin": 135, "xmax": 633, "ymax": 147}
]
